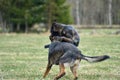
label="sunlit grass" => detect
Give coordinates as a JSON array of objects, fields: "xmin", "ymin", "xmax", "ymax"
[{"xmin": 0, "ymin": 30, "xmax": 120, "ymax": 80}]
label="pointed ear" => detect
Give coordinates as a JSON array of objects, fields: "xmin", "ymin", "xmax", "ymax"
[
  {"xmin": 52, "ymin": 22, "xmax": 56, "ymax": 26},
  {"xmin": 53, "ymin": 19, "xmax": 57, "ymax": 22},
  {"xmin": 52, "ymin": 20, "xmax": 57, "ymax": 26},
  {"xmin": 52, "ymin": 20, "xmax": 57, "ymax": 25}
]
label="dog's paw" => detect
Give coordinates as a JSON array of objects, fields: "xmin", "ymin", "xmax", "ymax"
[{"xmin": 74, "ymin": 77, "xmax": 78, "ymax": 80}]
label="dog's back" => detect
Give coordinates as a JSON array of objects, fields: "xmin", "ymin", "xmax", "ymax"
[
  {"xmin": 48, "ymin": 42, "xmax": 83, "ymax": 66},
  {"xmin": 48, "ymin": 42, "xmax": 109, "ymax": 65}
]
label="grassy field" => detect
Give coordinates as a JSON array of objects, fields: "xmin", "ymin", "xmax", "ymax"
[{"xmin": 0, "ymin": 29, "xmax": 120, "ymax": 80}]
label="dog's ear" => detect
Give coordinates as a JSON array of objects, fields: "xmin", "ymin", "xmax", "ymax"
[
  {"xmin": 52, "ymin": 21, "xmax": 57, "ymax": 26},
  {"xmin": 54, "ymin": 19, "xmax": 57, "ymax": 22},
  {"xmin": 52, "ymin": 22, "xmax": 56, "ymax": 26},
  {"xmin": 52, "ymin": 20, "xmax": 57, "ymax": 25}
]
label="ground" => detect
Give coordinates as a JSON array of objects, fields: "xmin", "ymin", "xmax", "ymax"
[{"xmin": 0, "ymin": 29, "xmax": 120, "ymax": 80}]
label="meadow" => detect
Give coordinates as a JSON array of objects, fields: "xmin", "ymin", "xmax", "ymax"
[{"xmin": 0, "ymin": 29, "xmax": 120, "ymax": 80}]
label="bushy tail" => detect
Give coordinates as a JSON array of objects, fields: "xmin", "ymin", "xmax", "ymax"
[{"xmin": 82, "ymin": 55, "xmax": 110, "ymax": 63}]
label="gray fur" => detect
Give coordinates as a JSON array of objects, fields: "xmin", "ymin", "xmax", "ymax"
[{"xmin": 48, "ymin": 42, "xmax": 110, "ymax": 65}]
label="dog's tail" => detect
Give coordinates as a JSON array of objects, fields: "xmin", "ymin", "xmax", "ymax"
[
  {"xmin": 82, "ymin": 55, "xmax": 110, "ymax": 63},
  {"xmin": 44, "ymin": 44, "xmax": 50, "ymax": 48}
]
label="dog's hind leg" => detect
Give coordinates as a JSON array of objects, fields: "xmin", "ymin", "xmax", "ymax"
[
  {"xmin": 43, "ymin": 63, "xmax": 52, "ymax": 78},
  {"xmin": 54, "ymin": 63, "xmax": 66, "ymax": 80},
  {"xmin": 70, "ymin": 60, "xmax": 80, "ymax": 80},
  {"xmin": 70, "ymin": 65, "xmax": 78, "ymax": 80}
]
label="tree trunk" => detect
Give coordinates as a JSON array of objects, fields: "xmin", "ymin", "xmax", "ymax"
[
  {"xmin": 17, "ymin": 23, "xmax": 20, "ymax": 32},
  {"xmin": 76, "ymin": 0, "xmax": 80, "ymax": 25},
  {"xmin": 9, "ymin": 23, "xmax": 13, "ymax": 32},
  {"xmin": 0, "ymin": 11, "xmax": 2, "ymax": 32},
  {"xmin": 0, "ymin": 11, "xmax": 7, "ymax": 33},
  {"xmin": 108, "ymin": 0, "xmax": 112, "ymax": 27},
  {"xmin": 47, "ymin": 0, "xmax": 52, "ymax": 32},
  {"xmin": 3, "ymin": 21, "xmax": 7, "ymax": 33},
  {"xmin": 25, "ymin": 21, "xmax": 28, "ymax": 33}
]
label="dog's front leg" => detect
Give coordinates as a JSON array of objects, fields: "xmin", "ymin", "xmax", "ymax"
[
  {"xmin": 43, "ymin": 63, "xmax": 52, "ymax": 78},
  {"xmin": 54, "ymin": 63, "xmax": 66, "ymax": 80}
]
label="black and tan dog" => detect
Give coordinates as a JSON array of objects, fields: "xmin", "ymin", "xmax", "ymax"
[
  {"xmin": 43, "ymin": 41, "xmax": 110, "ymax": 80},
  {"xmin": 45, "ymin": 22, "xmax": 80, "ymax": 48}
]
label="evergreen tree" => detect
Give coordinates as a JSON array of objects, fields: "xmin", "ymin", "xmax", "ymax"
[
  {"xmin": 0, "ymin": 0, "xmax": 73, "ymax": 32},
  {"xmin": 45, "ymin": 0, "xmax": 73, "ymax": 31},
  {"xmin": 55, "ymin": 0, "xmax": 73, "ymax": 23},
  {"xmin": 0, "ymin": 0, "xmax": 46, "ymax": 32}
]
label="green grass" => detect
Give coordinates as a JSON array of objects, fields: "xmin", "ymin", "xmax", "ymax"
[{"xmin": 0, "ymin": 30, "xmax": 120, "ymax": 80}]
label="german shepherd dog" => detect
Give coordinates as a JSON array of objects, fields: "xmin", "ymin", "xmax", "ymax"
[{"xmin": 43, "ymin": 41, "xmax": 110, "ymax": 80}]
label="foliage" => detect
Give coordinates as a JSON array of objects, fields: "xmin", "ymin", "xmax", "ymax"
[
  {"xmin": 0, "ymin": 0, "xmax": 46, "ymax": 26},
  {"xmin": 0, "ymin": 0, "xmax": 73, "ymax": 32},
  {"xmin": 50, "ymin": 0, "xmax": 73, "ymax": 24}
]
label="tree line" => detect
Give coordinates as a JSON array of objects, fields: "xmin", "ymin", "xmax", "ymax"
[
  {"xmin": 0, "ymin": 0, "xmax": 120, "ymax": 33},
  {"xmin": 0, "ymin": 0, "xmax": 73, "ymax": 33},
  {"xmin": 68, "ymin": 0, "xmax": 120, "ymax": 25}
]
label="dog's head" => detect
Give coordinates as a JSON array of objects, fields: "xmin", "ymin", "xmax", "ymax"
[{"xmin": 52, "ymin": 22, "xmax": 64, "ymax": 32}]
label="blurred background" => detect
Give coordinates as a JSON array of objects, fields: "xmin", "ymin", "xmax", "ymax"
[
  {"xmin": 0, "ymin": 0, "xmax": 120, "ymax": 80},
  {"xmin": 0, "ymin": 0, "xmax": 120, "ymax": 33}
]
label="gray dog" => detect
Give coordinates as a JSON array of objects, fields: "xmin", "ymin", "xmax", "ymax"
[{"xmin": 43, "ymin": 41, "xmax": 110, "ymax": 80}]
